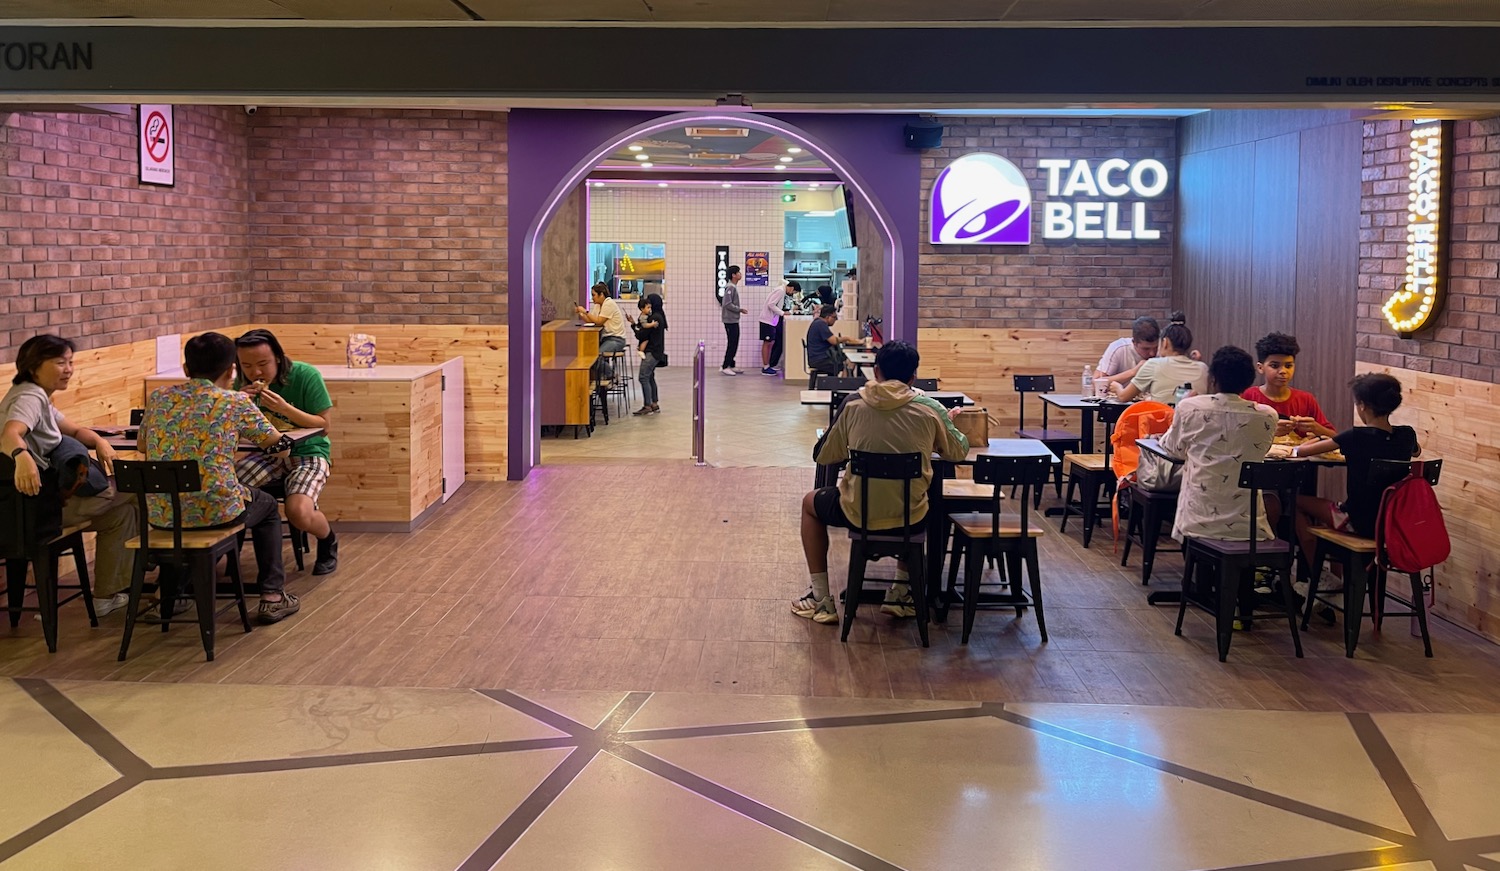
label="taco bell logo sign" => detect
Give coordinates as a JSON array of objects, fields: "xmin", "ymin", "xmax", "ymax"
[{"xmin": 930, "ymin": 153, "xmax": 1032, "ymax": 245}]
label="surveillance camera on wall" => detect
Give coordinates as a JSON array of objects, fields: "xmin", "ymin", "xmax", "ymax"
[{"xmin": 244, "ymin": 105, "xmax": 258, "ymax": 116}]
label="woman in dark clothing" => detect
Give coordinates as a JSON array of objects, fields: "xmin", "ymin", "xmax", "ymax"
[
  {"xmin": 816, "ymin": 284, "xmax": 836, "ymax": 308},
  {"xmin": 631, "ymin": 293, "xmax": 668, "ymax": 415}
]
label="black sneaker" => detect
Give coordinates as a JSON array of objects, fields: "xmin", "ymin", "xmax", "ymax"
[{"xmin": 312, "ymin": 532, "xmax": 339, "ymax": 576}]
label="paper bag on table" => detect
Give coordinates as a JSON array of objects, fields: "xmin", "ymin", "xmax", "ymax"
[{"xmin": 346, "ymin": 333, "xmax": 377, "ymax": 368}]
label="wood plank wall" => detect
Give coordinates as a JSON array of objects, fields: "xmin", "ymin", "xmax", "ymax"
[
  {"xmin": 1174, "ymin": 110, "xmax": 1363, "ymax": 429},
  {"xmin": 1356, "ymin": 362, "xmax": 1500, "ymax": 643},
  {"xmin": 0, "ymin": 336, "xmax": 166, "ymax": 426},
  {"xmin": 918, "ymin": 327, "xmax": 1124, "ymax": 434},
  {"xmin": 235, "ymin": 324, "xmax": 509, "ymax": 481}
]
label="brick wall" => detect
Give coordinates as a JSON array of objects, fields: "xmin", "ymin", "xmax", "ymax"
[
  {"xmin": 247, "ymin": 108, "xmax": 508, "ymax": 324},
  {"xmin": 1358, "ymin": 117, "xmax": 1500, "ymax": 384},
  {"xmin": 919, "ymin": 117, "xmax": 1176, "ymax": 329},
  {"xmin": 0, "ymin": 106, "xmax": 251, "ymax": 362}
]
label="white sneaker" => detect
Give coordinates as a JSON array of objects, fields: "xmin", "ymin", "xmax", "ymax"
[
  {"xmin": 93, "ymin": 592, "xmax": 130, "ymax": 617},
  {"xmin": 721, "ymin": 367, "xmax": 738, "ymax": 376},
  {"xmin": 791, "ymin": 592, "xmax": 838, "ymax": 625}
]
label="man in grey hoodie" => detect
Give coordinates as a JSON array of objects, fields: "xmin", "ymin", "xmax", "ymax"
[
  {"xmin": 793, "ymin": 341, "xmax": 969, "ymax": 625},
  {"xmin": 720, "ymin": 265, "xmax": 747, "ymax": 375}
]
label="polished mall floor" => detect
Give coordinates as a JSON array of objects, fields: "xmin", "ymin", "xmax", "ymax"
[
  {"xmin": 1, "ymin": 679, "xmax": 1496, "ymax": 870},
  {"xmin": 6, "ymin": 375, "xmax": 1500, "ymax": 869}
]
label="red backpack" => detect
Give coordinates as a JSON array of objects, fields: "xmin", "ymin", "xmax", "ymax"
[{"xmin": 1376, "ymin": 462, "xmax": 1450, "ymax": 574}]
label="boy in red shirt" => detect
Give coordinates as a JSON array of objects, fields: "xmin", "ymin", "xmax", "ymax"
[{"xmin": 1241, "ymin": 333, "xmax": 1336, "ymax": 439}]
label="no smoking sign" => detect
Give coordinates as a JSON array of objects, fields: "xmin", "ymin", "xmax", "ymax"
[{"xmin": 138, "ymin": 104, "xmax": 174, "ymax": 186}]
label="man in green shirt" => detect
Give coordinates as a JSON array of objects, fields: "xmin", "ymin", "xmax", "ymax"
[{"xmin": 234, "ymin": 329, "xmax": 340, "ymax": 575}]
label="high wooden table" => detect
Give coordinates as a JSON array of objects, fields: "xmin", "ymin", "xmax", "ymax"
[
  {"xmin": 540, "ymin": 321, "xmax": 600, "ymax": 429},
  {"xmin": 144, "ymin": 362, "xmax": 464, "ymax": 532}
]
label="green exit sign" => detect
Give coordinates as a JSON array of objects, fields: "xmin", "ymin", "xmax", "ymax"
[{"xmin": 781, "ymin": 193, "xmax": 797, "ymax": 203}]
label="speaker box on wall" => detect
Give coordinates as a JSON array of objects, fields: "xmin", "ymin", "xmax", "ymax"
[{"xmin": 904, "ymin": 122, "xmax": 944, "ymax": 150}]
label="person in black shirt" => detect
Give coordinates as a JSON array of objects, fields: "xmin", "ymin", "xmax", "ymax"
[
  {"xmin": 1291, "ymin": 373, "xmax": 1419, "ymax": 577},
  {"xmin": 630, "ymin": 293, "xmax": 667, "ymax": 415},
  {"xmin": 806, "ymin": 304, "xmax": 860, "ymax": 381}
]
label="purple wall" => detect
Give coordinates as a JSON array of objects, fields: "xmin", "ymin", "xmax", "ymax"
[{"xmin": 507, "ymin": 109, "xmax": 921, "ymax": 480}]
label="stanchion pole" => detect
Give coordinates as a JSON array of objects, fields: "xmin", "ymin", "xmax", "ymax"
[{"xmin": 693, "ymin": 341, "xmax": 706, "ymax": 466}]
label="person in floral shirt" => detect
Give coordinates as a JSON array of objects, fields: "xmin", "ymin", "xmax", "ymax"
[{"xmin": 142, "ymin": 332, "xmax": 300, "ymax": 624}]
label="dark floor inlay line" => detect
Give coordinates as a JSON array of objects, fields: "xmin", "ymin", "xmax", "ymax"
[
  {"xmin": 454, "ymin": 747, "xmax": 600, "ymax": 871},
  {"xmin": 146, "ymin": 736, "xmax": 581, "ymax": 779},
  {"xmin": 1463, "ymin": 853, "xmax": 1500, "ymax": 871},
  {"xmin": 620, "ymin": 705, "xmax": 992, "ymax": 743},
  {"xmin": 14, "ymin": 679, "xmax": 151, "ymax": 778},
  {"xmin": 1203, "ymin": 844, "xmax": 1428, "ymax": 871},
  {"xmin": 994, "ymin": 709, "xmax": 1415, "ymax": 845},
  {"xmin": 613, "ymin": 743, "xmax": 906, "ymax": 871},
  {"xmin": 0, "ymin": 778, "xmax": 138, "ymax": 864},
  {"xmin": 1347, "ymin": 713, "xmax": 1451, "ymax": 847}
]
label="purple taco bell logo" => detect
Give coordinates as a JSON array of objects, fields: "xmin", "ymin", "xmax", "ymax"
[{"xmin": 930, "ymin": 153, "xmax": 1032, "ymax": 245}]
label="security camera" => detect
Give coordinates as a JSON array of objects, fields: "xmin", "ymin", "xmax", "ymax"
[{"xmin": 244, "ymin": 105, "xmax": 258, "ymax": 116}]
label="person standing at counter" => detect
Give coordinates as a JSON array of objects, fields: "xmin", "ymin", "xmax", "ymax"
[
  {"xmin": 631, "ymin": 293, "xmax": 668, "ymax": 416},
  {"xmin": 577, "ymin": 282, "xmax": 630, "ymax": 358},
  {"xmin": 761, "ymin": 281, "xmax": 798, "ymax": 376},
  {"xmin": 720, "ymin": 265, "xmax": 747, "ymax": 376},
  {"xmin": 234, "ymin": 329, "xmax": 340, "ymax": 576}
]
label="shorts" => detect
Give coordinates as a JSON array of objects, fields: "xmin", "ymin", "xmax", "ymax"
[
  {"xmin": 759, "ymin": 322, "xmax": 780, "ymax": 342},
  {"xmin": 236, "ymin": 453, "xmax": 331, "ymax": 503},
  {"xmin": 811, "ymin": 486, "xmax": 926, "ymax": 537}
]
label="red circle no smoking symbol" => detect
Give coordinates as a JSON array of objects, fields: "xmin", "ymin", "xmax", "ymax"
[{"xmin": 144, "ymin": 111, "xmax": 170, "ymax": 163}]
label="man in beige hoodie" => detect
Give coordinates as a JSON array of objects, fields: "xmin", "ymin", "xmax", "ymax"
[{"xmin": 793, "ymin": 341, "xmax": 969, "ymax": 625}]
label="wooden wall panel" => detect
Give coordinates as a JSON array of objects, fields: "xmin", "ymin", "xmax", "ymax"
[
  {"xmin": 320, "ymin": 380, "xmax": 418, "ymax": 524},
  {"xmin": 541, "ymin": 184, "xmax": 584, "ymax": 320},
  {"xmin": 408, "ymin": 371, "xmax": 445, "ymax": 517},
  {"xmin": 1356, "ymin": 362, "xmax": 1500, "ymax": 643},
  {"xmin": 917, "ymin": 327, "xmax": 1124, "ymax": 434},
  {"xmin": 0, "ymin": 337, "xmax": 160, "ymax": 428},
  {"xmin": 1295, "ymin": 122, "xmax": 1363, "ymax": 430},
  {"xmin": 235, "ymin": 323, "xmax": 509, "ymax": 481},
  {"xmin": 1175, "ymin": 111, "xmax": 1361, "ymax": 429}
]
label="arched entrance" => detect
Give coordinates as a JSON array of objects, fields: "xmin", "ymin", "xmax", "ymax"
[{"xmin": 507, "ymin": 110, "xmax": 920, "ymax": 480}]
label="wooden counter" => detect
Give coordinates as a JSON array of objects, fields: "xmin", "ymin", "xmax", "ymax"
[
  {"xmin": 540, "ymin": 321, "xmax": 600, "ymax": 427},
  {"xmin": 783, "ymin": 315, "xmax": 862, "ymax": 377},
  {"xmin": 145, "ymin": 360, "xmax": 464, "ymax": 532}
]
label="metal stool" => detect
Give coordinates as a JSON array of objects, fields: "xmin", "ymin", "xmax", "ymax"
[{"xmin": 602, "ymin": 350, "xmax": 632, "ymax": 417}]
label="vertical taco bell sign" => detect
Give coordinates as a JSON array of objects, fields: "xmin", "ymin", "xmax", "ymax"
[{"xmin": 930, "ymin": 152, "xmax": 1168, "ymax": 245}]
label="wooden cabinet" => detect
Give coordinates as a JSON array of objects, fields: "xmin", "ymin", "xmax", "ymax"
[{"xmin": 540, "ymin": 321, "xmax": 600, "ymax": 426}]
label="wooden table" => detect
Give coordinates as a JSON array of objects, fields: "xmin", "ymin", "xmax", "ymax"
[
  {"xmin": 800, "ymin": 390, "xmax": 973, "ymax": 407},
  {"xmin": 541, "ymin": 321, "xmax": 601, "ymax": 431},
  {"xmin": 844, "ymin": 349, "xmax": 875, "ymax": 366},
  {"xmin": 97, "ymin": 427, "xmax": 326, "ymax": 452}
]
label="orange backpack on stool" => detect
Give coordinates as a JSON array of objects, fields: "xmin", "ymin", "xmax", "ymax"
[{"xmin": 1109, "ymin": 402, "xmax": 1175, "ymax": 548}]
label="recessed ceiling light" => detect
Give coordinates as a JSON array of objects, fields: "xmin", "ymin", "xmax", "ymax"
[
  {"xmin": 657, "ymin": 182, "xmax": 668, "ymax": 187},
  {"xmin": 774, "ymin": 165, "xmax": 786, "ymax": 171},
  {"xmin": 593, "ymin": 182, "xmax": 604, "ymax": 187},
  {"xmin": 779, "ymin": 156, "xmax": 793, "ymax": 163},
  {"xmin": 635, "ymin": 154, "xmax": 650, "ymax": 161},
  {"xmin": 721, "ymin": 183, "xmax": 732, "ymax": 188},
  {"xmin": 787, "ymin": 147, "xmax": 803, "ymax": 154},
  {"xmin": 808, "ymin": 183, "xmax": 819, "ymax": 189},
  {"xmin": 641, "ymin": 162, "xmax": 653, "ymax": 168},
  {"xmin": 628, "ymin": 145, "xmax": 643, "ymax": 152}
]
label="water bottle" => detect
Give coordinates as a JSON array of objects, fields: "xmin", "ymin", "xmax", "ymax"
[
  {"xmin": 1082, "ymin": 365, "xmax": 1093, "ymax": 397},
  {"xmin": 1173, "ymin": 382, "xmax": 1192, "ymax": 404}
]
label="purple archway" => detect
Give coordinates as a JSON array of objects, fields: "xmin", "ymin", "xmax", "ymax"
[{"xmin": 507, "ymin": 109, "xmax": 921, "ymax": 480}]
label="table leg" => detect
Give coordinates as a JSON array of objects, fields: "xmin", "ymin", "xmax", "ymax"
[
  {"xmin": 1081, "ymin": 408, "xmax": 1096, "ymax": 454},
  {"xmin": 1342, "ymin": 558, "xmax": 1369, "ymax": 658}
]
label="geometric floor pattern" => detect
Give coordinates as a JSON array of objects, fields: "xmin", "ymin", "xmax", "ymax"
[{"xmin": 4, "ymin": 679, "xmax": 1500, "ymax": 870}]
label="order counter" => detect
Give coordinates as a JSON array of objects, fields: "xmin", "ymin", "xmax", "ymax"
[
  {"xmin": 540, "ymin": 321, "xmax": 600, "ymax": 427},
  {"xmin": 782, "ymin": 315, "xmax": 863, "ymax": 377},
  {"xmin": 145, "ymin": 360, "xmax": 464, "ymax": 531}
]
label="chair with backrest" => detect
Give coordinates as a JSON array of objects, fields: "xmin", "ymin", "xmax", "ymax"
[
  {"xmin": 0, "ymin": 455, "xmax": 99, "ymax": 652},
  {"xmin": 1305, "ymin": 458, "xmax": 1440, "ymax": 658},
  {"xmin": 840, "ymin": 450, "xmax": 931, "ymax": 648},
  {"xmin": 939, "ymin": 453, "xmax": 1052, "ymax": 645},
  {"xmin": 912, "ymin": 378, "xmax": 938, "ymax": 391},
  {"xmin": 1111, "ymin": 402, "xmax": 1179, "ymax": 582},
  {"xmin": 115, "ymin": 460, "xmax": 253, "ymax": 663},
  {"xmin": 1012, "ymin": 374, "xmax": 1079, "ymax": 504},
  {"xmin": 1060, "ymin": 401, "xmax": 1131, "ymax": 547},
  {"xmin": 1173, "ymin": 460, "xmax": 1305, "ymax": 662}
]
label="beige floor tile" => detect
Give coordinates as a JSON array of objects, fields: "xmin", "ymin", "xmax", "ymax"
[
  {"xmin": 515, "ymin": 690, "xmax": 631, "ymax": 729},
  {"xmin": 637, "ymin": 717, "xmax": 1394, "ymax": 871},
  {"xmin": 54, "ymin": 681, "xmax": 565, "ymax": 766},
  {"xmin": 2, "ymin": 751, "xmax": 569, "ymax": 871},
  {"xmin": 1374, "ymin": 712, "xmax": 1500, "ymax": 840},
  {"xmin": 492, "ymin": 753, "xmax": 848, "ymax": 871},
  {"xmin": 1011, "ymin": 703, "xmax": 1413, "ymax": 833},
  {"xmin": 624, "ymin": 691, "xmax": 979, "ymax": 732},
  {"xmin": 0, "ymin": 682, "xmax": 120, "ymax": 843}
]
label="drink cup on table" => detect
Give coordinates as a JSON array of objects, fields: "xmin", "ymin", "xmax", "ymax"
[{"xmin": 1093, "ymin": 377, "xmax": 1110, "ymax": 398}]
